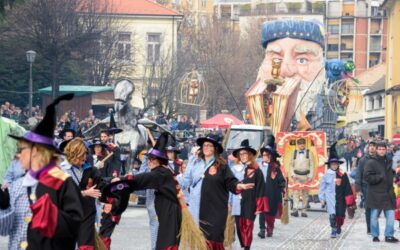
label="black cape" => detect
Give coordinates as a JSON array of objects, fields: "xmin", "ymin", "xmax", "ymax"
[
  {"xmin": 128, "ymin": 166, "xmax": 182, "ymax": 249},
  {"xmin": 199, "ymin": 164, "xmax": 239, "ymax": 243}
]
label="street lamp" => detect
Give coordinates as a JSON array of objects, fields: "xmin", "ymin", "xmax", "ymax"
[{"xmin": 26, "ymin": 50, "xmax": 36, "ymax": 118}]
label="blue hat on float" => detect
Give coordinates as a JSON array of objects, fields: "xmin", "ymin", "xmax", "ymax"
[{"xmin": 261, "ymin": 20, "xmax": 325, "ymax": 49}]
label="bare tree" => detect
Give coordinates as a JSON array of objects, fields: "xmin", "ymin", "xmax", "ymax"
[
  {"xmin": 2, "ymin": 0, "xmax": 117, "ymax": 97},
  {"xmin": 84, "ymin": 19, "xmax": 133, "ymax": 85},
  {"xmin": 179, "ymin": 15, "xmax": 264, "ymax": 118},
  {"xmin": 141, "ymin": 46, "xmax": 184, "ymax": 116}
]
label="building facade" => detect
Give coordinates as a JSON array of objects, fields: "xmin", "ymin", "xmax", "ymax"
[
  {"xmin": 362, "ymin": 76, "xmax": 386, "ymax": 136},
  {"xmin": 214, "ymin": 0, "xmax": 387, "ymax": 76},
  {"xmin": 101, "ymin": 0, "xmax": 183, "ymax": 109},
  {"xmin": 383, "ymin": 0, "xmax": 400, "ymax": 139}
]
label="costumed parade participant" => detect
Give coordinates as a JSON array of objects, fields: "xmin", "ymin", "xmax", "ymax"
[
  {"xmin": 289, "ymin": 138, "xmax": 314, "ymax": 217},
  {"xmin": 102, "ymin": 132, "xmax": 207, "ymax": 250},
  {"xmin": 318, "ymin": 143, "xmax": 355, "ymax": 238},
  {"xmin": 59, "ymin": 122, "xmax": 75, "ymax": 143},
  {"xmin": 258, "ymin": 137, "xmax": 286, "ymax": 238},
  {"xmin": 166, "ymin": 143, "xmax": 182, "ymax": 175},
  {"xmin": 137, "ymin": 151, "xmax": 159, "ymax": 250},
  {"xmin": 99, "ymin": 113, "xmax": 122, "ymax": 178},
  {"xmin": 91, "ymin": 138, "xmax": 120, "ymax": 249},
  {"xmin": 229, "ymin": 139, "xmax": 268, "ymax": 249},
  {"xmin": 61, "ymin": 138, "xmax": 106, "ymax": 250},
  {"xmin": 0, "ymin": 94, "xmax": 84, "ymax": 250},
  {"xmin": 178, "ymin": 136, "xmax": 254, "ymax": 249}
]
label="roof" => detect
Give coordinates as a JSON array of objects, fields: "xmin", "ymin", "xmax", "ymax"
[
  {"xmin": 357, "ymin": 63, "xmax": 386, "ymax": 89},
  {"xmin": 364, "ymin": 75, "xmax": 386, "ymax": 96},
  {"xmin": 83, "ymin": 0, "xmax": 182, "ymax": 16},
  {"xmin": 39, "ymin": 85, "xmax": 113, "ymax": 97}
]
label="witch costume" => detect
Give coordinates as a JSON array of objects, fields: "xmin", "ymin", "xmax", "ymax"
[
  {"xmin": 60, "ymin": 139, "xmax": 107, "ymax": 250},
  {"xmin": 178, "ymin": 136, "xmax": 243, "ymax": 249},
  {"xmin": 230, "ymin": 139, "xmax": 268, "ymax": 249},
  {"xmin": 318, "ymin": 143, "xmax": 355, "ymax": 238},
  {"xmin": 259, "ymin": 136, "xmax": 286, "ymax": 238},
  {"xmin": 0, "ymin": 94, "xmax": 84, "ymax": 250},
  {"xmin": 91, "ymin": 138, "xmax": 122, "ymax": 249},
  {"xmin": 101, "ymin": 133, "xmax": 183, "ymax": 250}
]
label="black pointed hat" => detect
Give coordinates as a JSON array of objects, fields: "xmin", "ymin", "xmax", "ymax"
[
  {"xmin": 165, "ymin": 135, "xmax": 180, "ymax": 153},
  {"xmin": 59, "ymin": 139, "xmax": 72, "ymax": 154},
  {"xmin": 89, "ymin": 138, "xmax": 107, "ymax": 149},
  {"xmin": 108, "ymin": 111, "xmax": 123, "ymax": 135},
  {"xmin": 196, "ymin": 136, "xmax": 224, "ymax": 154},
  {"xmin": 59, "ymin": 121, "xmax": 75, "ymax": 139},
  {"xmin": 147, "ymin": 132, "xmax": 169, "ymax": 160},
  {"xmin": 260, "ymin": 135, "xmax": 280, "ymax": 158},
  {"xmin": 99, "ymin": 179, "xmax": 131, "ymax": 217},
  {"xmin": 9, "ymin": 93, "xmax": 74, "ymax": 151},
  {"xmin": 232, "ymin": 139, "xmax": 257, "ymax": 158},
  {"xmin": 326, "ymin": 142, "xmax": 344, "ymax": 165},
  {"xmin": 75, "ymin": 128, "xmax": 84, "ymax": 139}
]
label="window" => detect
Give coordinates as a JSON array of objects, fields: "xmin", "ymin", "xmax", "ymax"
[
  {"xmin": 327, "ymin": 25, "xmax": 339, "ymax": 34},
  {"xmin": 117, "ymin": 33, "xmax": 131, "ymax": 61},
  {"xmin": 202, "ymin": 0, "xmax": 206, "ymax": 8},
  {"xmin": 369, "ymin": 97, "xmax": 374, "ymax": 110},
  {"xmin": 341, "ymin": 23, "xmax": 354, "ymax": 34},
  {"xmin": 327, "ymin": 44, "xmax": 339, "ymax": 51},
  {"xmin": 147, "ymin": 33, "xmax": 161, "ymax": 64},
  {"xmin": 378, "ymin": 96, "xmax": 383, "ymax": 109}
]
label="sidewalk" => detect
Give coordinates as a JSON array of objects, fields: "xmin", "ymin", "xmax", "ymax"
[{"xmin": 339, "ymin": 207, "xmax": 400, "ymax": 250}]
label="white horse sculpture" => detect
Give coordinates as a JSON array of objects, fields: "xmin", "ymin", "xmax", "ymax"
[{"xmin": 114, "ymin": 79, "xmax": 148, "ymax": 161}]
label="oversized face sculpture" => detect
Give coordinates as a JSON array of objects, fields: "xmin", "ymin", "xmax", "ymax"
[
  {"xmin": 258, "ymin": 38, "xmax": 324, "ymax": 83},
  {"xmin": 257, "ymin": 20, "xmax": 327, "ymax": 121}
]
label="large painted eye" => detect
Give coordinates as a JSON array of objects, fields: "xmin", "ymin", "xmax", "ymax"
[{"xmin": 296, "ymin": 58, "xmax": 308, "ymax": 65}]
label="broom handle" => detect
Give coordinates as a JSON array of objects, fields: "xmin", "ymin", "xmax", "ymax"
[
  {"xmin": 100, "ymin": 152, "xmax": 114, "ymax": 164},
  {"xmin": 281, "ymin": 176, "xmax": 289, "ymax": 225},
  {"xmin": 146, "ymin": 128, "xmax": 156, "ymax": 146}
]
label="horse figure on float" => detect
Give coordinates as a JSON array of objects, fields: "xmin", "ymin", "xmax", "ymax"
[{"xmin": 113, "ymin": 79, "xmax": 148, "ymax": 168}]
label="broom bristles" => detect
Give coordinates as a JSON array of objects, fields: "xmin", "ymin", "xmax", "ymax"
[
  {"xmin": 223, "ymin": 211, "xmax": 235, "ymax": 249},
  {"xmin": 178, "ymin": 191, "xmax": 208, "ymax": 250},
  {"xmin": 281, "ymin": 200, "xmax": 289, "ymax": 225},
  {"xmin": 94, "ymin": 231, "xmax": 107, "ymax": 250}
]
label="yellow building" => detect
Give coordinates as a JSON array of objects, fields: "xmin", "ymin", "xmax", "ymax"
[
  {"xmin": 382, "ymin": 0, "xmax": 400, "ymax": 139},
  {"xmin": 100, "ymin": 0, "xmax": 183, "ymax": 109},
  {"xmin": 162, "ymin": 0, "xmax": 214, "ymax": 26}
]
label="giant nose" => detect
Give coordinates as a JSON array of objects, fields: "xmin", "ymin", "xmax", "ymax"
[{"xmin": 279, "ymin": 58, "xmax": 298, "ymax": 78}]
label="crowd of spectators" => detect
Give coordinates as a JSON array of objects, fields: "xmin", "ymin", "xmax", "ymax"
[{"xmin": 1, "ymin": 101, "xmax": 43, "ymax": 126}]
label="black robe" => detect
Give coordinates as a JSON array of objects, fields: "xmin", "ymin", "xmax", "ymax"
[
  {"xmin": 27, "ymin": 165, "xmax": 84, "ymax": 250},
  {"xmin": 199, "ymin": 164, "xmax": 239, "ymax": 243},
  {"xmin": 96, "ymin": 154, "xmax": 119, "ymax": 179},
  {"xmin": 128, "ymin": 166, "xmax": 182, "ymax": 249},
  {"xmin": 335, "ymin": 171, "xmax": 354, "ymax": 217},
  {"xmin": 265, "ymin": 162, "xmax": 286, "ymax": 217},
  {"xmin": 75, "ymin": 166, "xmax": 107, "ymax": 248},
  {"xmin": 241, "ymin": 166, "xmax": 267, "ymax": 220}
]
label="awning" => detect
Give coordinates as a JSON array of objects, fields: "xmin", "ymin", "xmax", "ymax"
[
  {"xmin": 200, "ymin": 114, "xmax": 244, "ymax": 129},
  {"xmin": 356, "ymin": 122, "xmax": 384, "ymax": 131}
]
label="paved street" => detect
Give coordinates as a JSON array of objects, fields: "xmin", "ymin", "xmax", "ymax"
[{"xmin": 1, "ymin": 202, "xmax": 399, "ymax": 250}]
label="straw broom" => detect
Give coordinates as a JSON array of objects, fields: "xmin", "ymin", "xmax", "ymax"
[
  {"xmin": 94, "ymin": 231, "xmax": 107, "ymax": 250},
  {"xmin": 177, "ymin": 189, "xmax": 208, "ymax": 250},
  {"xmin": 281, "ymin": 177, "xmax": 289, "ymax": 225},
  {"xmin": 223, "ymin": 206, "xmax": 235, "ymax": 249}
]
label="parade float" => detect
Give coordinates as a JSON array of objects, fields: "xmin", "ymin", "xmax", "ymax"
[{"xmin": 244, "ymin": 19, "xmax": 361, "ymax": 210}]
